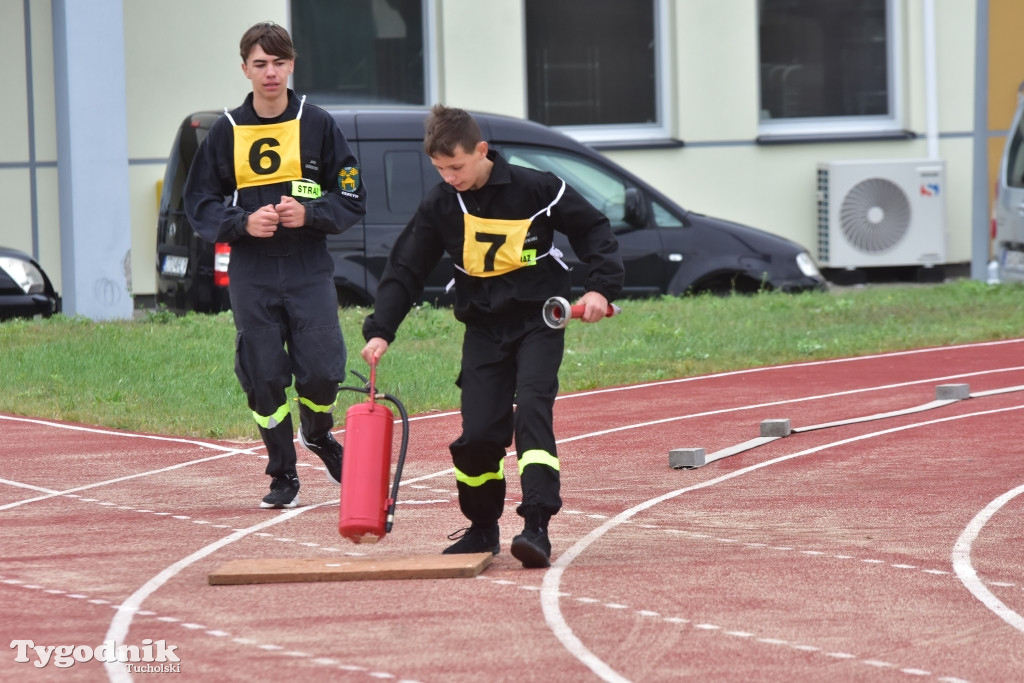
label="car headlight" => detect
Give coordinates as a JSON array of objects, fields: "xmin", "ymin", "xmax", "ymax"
[
  {"xmin": 0, "ymin": 256, "xmax": 46, "ymax": 294},
  {"xmin": 795, "ymin": 251, "xmax": 821, "ymax": 278}
]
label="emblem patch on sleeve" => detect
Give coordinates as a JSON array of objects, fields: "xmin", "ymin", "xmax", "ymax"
[{"xmin": 338, "ymin": 167, "xmax": 361, "ymax": 192}]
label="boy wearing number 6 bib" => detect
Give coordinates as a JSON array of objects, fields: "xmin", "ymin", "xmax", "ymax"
[
  {"xmin": 361, "ymin": 105, "xmax": 623, "ymax": 567},
  {"xmin": 185, "ymin": 22, "xmax": 366, "ymax": 510}
]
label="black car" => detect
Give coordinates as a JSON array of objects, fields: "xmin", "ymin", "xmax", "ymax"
[
  {"xmin": 0, "ymin": 246, "xmax": 61, "ymax": 321},
  {"xmin": 156, "ymin": 113, "xmax": 232, "ymax": 314},
  {"xmin": 156, "ymin": 108, "xmax": 826, "ymax": 313}
]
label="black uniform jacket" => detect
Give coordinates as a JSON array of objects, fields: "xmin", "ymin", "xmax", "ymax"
[
  {"xmin": 364, "ymin": 150, "xmax": 623, "ymax": 342},
  {"xmin": 184, "ymin": 90, "xmax": 366, "ymax": 256}
]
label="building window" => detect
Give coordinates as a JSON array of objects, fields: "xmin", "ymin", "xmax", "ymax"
[
  {"xmin": 290, "ymin": 0, "xmax": 428, "ymax": 105},
  {"xmin": 525, "ymin": 0, "xmax": 669, "ymax": 144},
  {"xmin": 759, "ymin": 0, "xmax": 900, "ymax": 136}
]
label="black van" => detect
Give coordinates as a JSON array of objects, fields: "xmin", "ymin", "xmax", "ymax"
[{"xmin": 156, "ymin": 108, "xmax": 826, "ymax": 313}]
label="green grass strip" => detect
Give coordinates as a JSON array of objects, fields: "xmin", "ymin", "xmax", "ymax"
[{"xmin": 1, "ymin": 279, "xmax": 1021, "ymax": 440}]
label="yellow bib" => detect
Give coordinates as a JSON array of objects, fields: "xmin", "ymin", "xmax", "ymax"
[
  {"xmin": 457, "ymin": 179, "xmax": 567, "ymax": 278},
  {"xmin": 462, "ymin": 214, "xmax": 535, "ymax": 277},
  {"xmin": 231, "ymin": 118, "xmax": 303, "ymax": 190}
]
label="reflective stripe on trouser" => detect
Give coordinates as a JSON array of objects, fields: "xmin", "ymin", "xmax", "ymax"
[
  {"xmin": 452, "ymin": 458, "xmax": 507, "ymax": 526},
  {"xmin": 449, "ymin": 314, "xmax": 564, "ymax": 524},
  {"xmin": 298, "ymin": 395, "xmax": 336, "ymax": 441},
  {"xmin": 258, "ymin": 413, "xmax": 297, "ymax": 478},
  {"xmin": 229, "ymin": 246, "xmax": 345, "ymax": 473}
]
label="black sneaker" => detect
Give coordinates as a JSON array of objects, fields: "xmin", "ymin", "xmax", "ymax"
[
  {"xmin": 511, "ymin": 519, "xmax": 552, "ymax": 568},
  {"xmin": 260, "ymin": 474, "xmax": 300, "ymax": 509},
  {"xmin": 442, "ymin": 522, "xmax": 500, "ymax": 555},
  {"xmin": 299, "ymin": 430, "xmax": 342, "ymax": 485}
]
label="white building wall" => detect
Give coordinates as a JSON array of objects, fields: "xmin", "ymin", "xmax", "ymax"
[
  {"xmin": 437, "ymin": 0, "xmax": 526, "ymax": 118},
  {"xmin": 122, "ymin": 0, "xmax": 288, "ymax": 300},
  {"xmin": 3, "ymin": 0, "xmax": 36, "ymax": 259},
  {"xmin": 2, "ymin": 0, "xmax": 982, "ymax": 302},
  {"xmin": 674, "ymin": 0, "xmax": 760, "ymax": 141},
  {"xmin": 592, "ymin": 0, "xmax": 978, "ymax": 265}
]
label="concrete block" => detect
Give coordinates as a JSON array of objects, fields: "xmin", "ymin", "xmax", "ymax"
[
  {"xmin": 669, "ymin": 448, "xmax": 705, "ymax": 469},
  {"xmin": 760, "ymin": 419, "xmax": 791, "ymax": 437},
  {"xmin": 935, "ymin": 384, "xmax": 970, "ymax": 400}
]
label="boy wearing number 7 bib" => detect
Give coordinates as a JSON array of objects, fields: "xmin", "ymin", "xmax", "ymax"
[
  {"xmin": 185, "ymin": 22, "xmax": 366, "ymax": 510},
  {"xmin": 361, "ymin": 105, "xmax": 623, "ymax": 567}
]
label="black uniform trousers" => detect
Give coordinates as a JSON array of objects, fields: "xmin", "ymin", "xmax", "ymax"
[
  {"xmin": 229, "ymin": 245, "xmax": 346, "ymax": 478},
  {"xmin": 449, "ymin": 310, "xmax": 564, "ymax": 525}
]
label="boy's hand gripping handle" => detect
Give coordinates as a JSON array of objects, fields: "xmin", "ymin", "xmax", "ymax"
[{"xmin": 542, "ymin": 296, "xmax": 621, "ymax": 329}]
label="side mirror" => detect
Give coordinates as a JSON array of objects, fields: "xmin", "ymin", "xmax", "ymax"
[{"xmin": 624, "ymin": 187, "xmax": 648, "ymax": 228}]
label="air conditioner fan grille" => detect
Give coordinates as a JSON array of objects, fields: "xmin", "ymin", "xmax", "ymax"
[{"xmin": 839, "ymin": 177, "xmax": 911, "ymax": 253}]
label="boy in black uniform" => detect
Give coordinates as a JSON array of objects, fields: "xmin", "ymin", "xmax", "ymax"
[
  {"xmin": 361, "ymin": 105, "xmax": 623, "ymax": 567},
  {"xmin": 185, "ymin": 22, "xmax": 366, "ymax": 509}
]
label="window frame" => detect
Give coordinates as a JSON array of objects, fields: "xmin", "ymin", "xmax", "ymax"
[
  {"xmin": 757, "ymin": 0, "xmax": 905, "ymax": 140},
  {"xmin": 523, "ymin": 0, "xmax": 673, "ymax": 146},
  {"xmin": 286, "ymin": 0, "xmax": 438, "ymax": 107}
]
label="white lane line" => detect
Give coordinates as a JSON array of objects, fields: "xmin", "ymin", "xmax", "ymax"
[
  {"xmin": 556, "ymin": 366, "xmax": 1024, "ymax": 448},
  {"xmin": 4, "ymin": 348, "xmax": 1021, "ymax": 497},
  {"xmin": 335, "ymin": 340, "xmax": 1024, "ymax": 417},
  {"xmin": 421, "ymin": 367, "xmax": 1024, "ymax": 484},
  {"xmin": 0, "ymin": 478, "xmax": 59, "ymax": 494},
  {"xmin": 102, "ymin": 501, "xmax": 332, "ymax": 683},
  {"xmin": 541, "ymin": 403, "xmax": 1024, "ymax": 683},
  {"xmin": 0, "ymin": 414, "xmax": 244, "ymax": 450},
  {"xmin": 556, "ymin": 338, "xmax": 1024, "ymax": 401},
  {"xmin": 3, "ymin": 337, "xmax": 1019, "ymax": 681},
  {"xmin": 0, "ymin": 449, "xmax": 254, "ymax": 511},
  {"xmin": 482, "ymin": 573, "xmax": 965, "ymax": 681},
  {"xmin": 953, "ymin": 483, "xmax": 1024, "ymax": 633},
  {"xmin": 1, "ymin": 574, "xmax": 407, "ymax": 680}
]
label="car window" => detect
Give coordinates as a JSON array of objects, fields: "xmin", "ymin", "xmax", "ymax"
[
  {"xmin": 651, "ymin": 199, "xmax": 683, "ymax": 228},
  {"xmin": 360, "ymin": 141, "xmax": 439, "ymax": 226},
  {"xmin": 1007, "ymin": 116, "xmax": 1024, "ymax": 189},
  {"xmin": 161, "ymin": 118, "xmax": 212, "ymax": 214},
  {"xmin": 384, "ymin": 149, "xmax": 430, "ymax": 214},
  {"xmin": 500, "ymin": 145, "xmax": 631, "ymax": 229}
]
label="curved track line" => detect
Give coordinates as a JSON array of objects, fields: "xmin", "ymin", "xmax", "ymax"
[
  {"xmin": 103, "ymin": 501, "xmax": 333, "ymax": 683},
  {"xmin": 541, "ymin": 404, "xmax": 1024, "ymax": 682},
  {"xmin": 557, "ymin": 366, "xmax": 1024, "ymax": 447},
  {"xmin": 385, "ymin": 368, "xmax": 1024, "ymax": 485},
  {"xmin": 953, "ymin": 484, "xmax": 1024, "ymax": 633},
  {"xmin": 558, "ymin": 338, "xmax": 1024, "ymax": 401}
]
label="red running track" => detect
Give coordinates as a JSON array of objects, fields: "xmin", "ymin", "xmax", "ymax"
[{"xmin": 1, "ymin": 338, "xmax": 1023, "ymax": 682}]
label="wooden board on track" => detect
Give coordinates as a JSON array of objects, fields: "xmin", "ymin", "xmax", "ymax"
[{"xmin": 208, "ymin": 553, "xmax": 493, "ymax": 585}]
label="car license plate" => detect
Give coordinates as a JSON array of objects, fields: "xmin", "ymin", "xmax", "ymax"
[
  {"xmin": 162, "ymin": 255, "xmax": 188, "ymax": 277},
  {"xmin": 1003, "ymin": 248, "xmax": 1024, "ymax": 273}
]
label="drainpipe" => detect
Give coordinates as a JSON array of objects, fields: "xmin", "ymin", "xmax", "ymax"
[
  {"xmin": 971, "ymin": 0, "xmax": 991, "ymax": 281},
  {"xmin": 923, "ymin": 0, "xmax": 940, "ymax": 160}
]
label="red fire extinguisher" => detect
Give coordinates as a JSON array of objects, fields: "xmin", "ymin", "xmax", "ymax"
[{"xmin": 337, "ymin": 360, "xmax": 409, "ymax": 544}]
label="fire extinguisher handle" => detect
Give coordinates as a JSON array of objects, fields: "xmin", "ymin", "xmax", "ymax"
[{"xmin": 368, "ymin": 358, "xmax": 377, "ymax": 405}]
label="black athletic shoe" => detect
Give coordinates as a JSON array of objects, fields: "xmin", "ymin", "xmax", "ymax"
[
  {"xmin": 442, "ymin": 522, "xmax": 500, "ymax": 555},
  {"xmin": 260, "ymin": 474, "xmax": 300, "ymax": 509},
  {"xmin": 299, "ymin": 430, "xmax": 342, "ymax": 485},
  {"xmin": 511, "ymin": 519, "xmax": 552, "ymax": 568}
]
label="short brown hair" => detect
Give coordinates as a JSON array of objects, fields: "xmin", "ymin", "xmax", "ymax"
[
  {"xmin": 423, "ymin": 104, "xmax": 482, "ymax": 157},
  {"xmin": 239, "ymin": 21, "xmax": 296, "ymax": 63}
]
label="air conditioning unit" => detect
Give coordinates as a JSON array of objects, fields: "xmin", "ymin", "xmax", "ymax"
[{"xmin": 816, "ymin": 159, "xmax": 947, "ymax": 268}]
